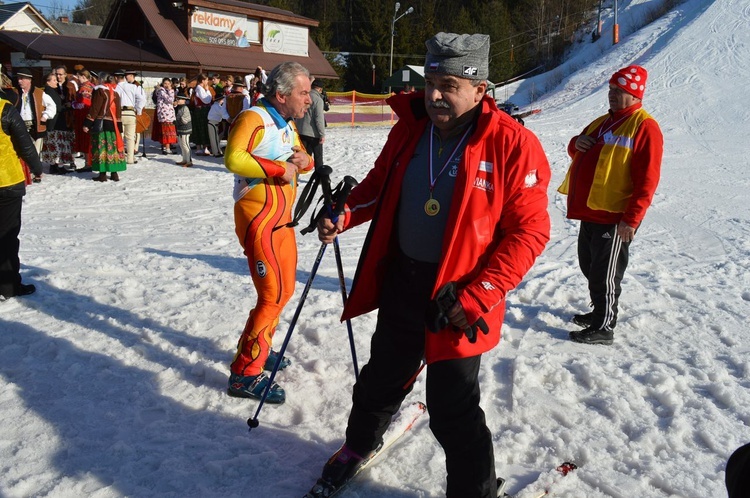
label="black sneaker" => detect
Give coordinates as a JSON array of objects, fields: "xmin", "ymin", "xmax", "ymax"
[
  {"xmin": 570, "ymin": 326, "xmax": 614, "ymax": 345},
  {"xmin": 49, "ymin": 164, "xmax": 68, "ymax": 175},
  {"xmin": 16, "ymin": 283, "xmax": 36, "ymax": 296},
  {"xmin": 572, "ymin": 312, "xmax": 593, "ymax": 328}
]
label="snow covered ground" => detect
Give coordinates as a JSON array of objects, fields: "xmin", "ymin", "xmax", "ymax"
[{"xmin": 2, "ymin": 0, "xmax": 749, "ymax": 496}]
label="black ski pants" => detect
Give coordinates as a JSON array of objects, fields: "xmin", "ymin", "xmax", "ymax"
[
  {"xmin": 344, "ymin": 251, "xmax": 497, "ymax": 498},
  {"xmin": 0, "ymin": 194, "xmax": 23, "ymax": 298},
  {"xmin": 577, "ymin": 221, "xmax": 631, "ymax": 330}
]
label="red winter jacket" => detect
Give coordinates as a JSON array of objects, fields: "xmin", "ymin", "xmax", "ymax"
[{"xmin": 340, "ymin": 92, "xmax": 551, "ymax": 363}]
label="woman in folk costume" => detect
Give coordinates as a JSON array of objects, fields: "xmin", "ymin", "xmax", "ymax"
[
  {"xmin": 155, "ymin": 78, "xmax": 177, "ymax": 154},
  {"xmin": 73, "ymin": 69, "xmax": 94, "ymax": 171},
  {"xmin": 190, "ymin": 73, "xmax": 213, "ymax": 156},
  {"xmin": 83, "ymin": 72, "xmax": 126, "ymax": 182}
]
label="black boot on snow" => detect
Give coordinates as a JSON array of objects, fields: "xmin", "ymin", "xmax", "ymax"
[{"xmin": 570, "ymin": 326, "xmax": 614, "ymax": 345}]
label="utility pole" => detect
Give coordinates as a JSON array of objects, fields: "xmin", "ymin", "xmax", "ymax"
[{"xmin": 388, "ymin": 2, "xmax": 413, "ymax": 94}]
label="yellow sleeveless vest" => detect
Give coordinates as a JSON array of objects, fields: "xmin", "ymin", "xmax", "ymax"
[
  {"xmin": 0, "ymin": 99, "xmax": 25, "ymax": 188},
  {"xmin": 559, "ymin": 108, "xmax": 652, "ymax": 213}
]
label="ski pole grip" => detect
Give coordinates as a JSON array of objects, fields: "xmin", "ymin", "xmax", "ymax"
[
  {"xmin": 318, "ymin": 165, "xmax": 334, "ymax": 208},
  {"xmin": 334, "ymin": 175, "xmax": 358, "ymax": 219}
]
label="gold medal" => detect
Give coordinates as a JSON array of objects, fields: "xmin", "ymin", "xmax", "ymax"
[{"xmin": 425, "ymin": 198, "xmax": 440, "ymax": 216}]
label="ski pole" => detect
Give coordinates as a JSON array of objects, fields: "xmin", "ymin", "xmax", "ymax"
[
  {"xmin": 326, "ymin": 176, "xmax": 359, "ymax": 381},
  {"xmin": 247, "ymin": 165, "xmax": 334, "ymax": 431},
  {"xmin": 333, "ymin": 238, "xmax": 359, "ymax": 380}
]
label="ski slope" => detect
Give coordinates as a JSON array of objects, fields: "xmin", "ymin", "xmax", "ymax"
[{"xmin": 1, "ymin": 0, "xmax": 748, "ymax": 496}]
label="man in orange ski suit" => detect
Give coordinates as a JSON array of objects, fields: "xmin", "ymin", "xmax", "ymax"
[{"xmin": 224, "ymin": 62, "xmax": 314, "ymax": 403}]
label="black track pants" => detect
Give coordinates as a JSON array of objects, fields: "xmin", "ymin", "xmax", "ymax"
[
  {"xmin": 344, "ymin": 251, "xmax": 497, "ymax": 498},
  {"xmin": 0, "ymin": 195, "xmax": 23, "ymax": 298},
  {"xmin": 577, "ymin": 221, "xmax": 631, "ymax": 330}
]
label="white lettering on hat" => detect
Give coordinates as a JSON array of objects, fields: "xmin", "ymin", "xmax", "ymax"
[{"xmin": 463, "ymin": 66, "xmax": 478, "ymax": 76}]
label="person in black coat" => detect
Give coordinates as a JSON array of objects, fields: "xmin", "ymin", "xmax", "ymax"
[
  {"xmin": 41, "ymin": 72, "xmax": 67, "ymax": 174},
  {"xmin": 0, "ymin": 96, "xmax": 43, "ymax": 300}
]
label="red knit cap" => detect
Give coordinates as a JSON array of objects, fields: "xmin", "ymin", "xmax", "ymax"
[{"xmin": 610, "ymin": 65, "xmax": 648, "ymax": 99}]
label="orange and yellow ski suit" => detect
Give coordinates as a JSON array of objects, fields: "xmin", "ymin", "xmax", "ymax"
[{"xmin": 225, "ymin": 100, "xmax": 313, "ymax": 377}]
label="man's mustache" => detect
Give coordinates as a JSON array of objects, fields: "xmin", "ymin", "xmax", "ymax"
[{"xmin": 429, "ymin": 100, "xmax": 451, "ymax": 109}]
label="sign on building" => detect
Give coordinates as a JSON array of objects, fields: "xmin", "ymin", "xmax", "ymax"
[
  {"xmin": 191, "ymin": 8, "xmax": 260, "ymax": 47},
  {"xmin": 262, "ymin": 21, "xmax": 308, "ymax": 57},
  {"xmin": 11, "ymin": 52, "xmax": 51, "ymax": 68}
]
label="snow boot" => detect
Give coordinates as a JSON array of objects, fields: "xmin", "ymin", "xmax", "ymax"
[
  {"xmin": 227, "ymin": 372, "xmax": 286, "ymax": 403},
  {"xmin": 570, "ymin": 326, "xmax": 614, "ymax": 345},
  {"xmin": 571, "ymin": 312, "xmax": 593, "ymax": 328},
  {"xmin": 264, "ymin": 349, "xmax": 291, "ymax": 371}
]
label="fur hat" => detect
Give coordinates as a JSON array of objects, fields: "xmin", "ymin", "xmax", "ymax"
[
  {"xmin": 424, "ymin": 32, "xmax": 490, "ymax": 80},
  {"xmin": 609, "ymin": 65, "xmax": 648, "ymax": 99}
]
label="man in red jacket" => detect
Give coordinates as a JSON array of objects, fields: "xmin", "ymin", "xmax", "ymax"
[
  {"xmin": 312, "ymin": 32, "xmax": 550, "ymax": 497},
  {"xmin": 558, "ymin": 65, "xmax": 663, "ymax": 345}
]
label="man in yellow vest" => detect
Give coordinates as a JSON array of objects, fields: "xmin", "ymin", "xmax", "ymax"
[
  {"xmin": 0, "ymin": 97, "xmax": 43, "ymax": 300},
  {"xmin": 558, "ymin": 65, "xmax": 663, "ymax": 345}
]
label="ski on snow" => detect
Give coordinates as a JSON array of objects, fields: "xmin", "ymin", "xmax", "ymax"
[
  {"xmin": 502, "ymin": 462, "xmax": 578, "ymax": 498},
  {"xmin": 303, "ymin": 401, "xmax": 427, "ymax": 498}
]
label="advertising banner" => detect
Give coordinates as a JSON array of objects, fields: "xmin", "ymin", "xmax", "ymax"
[
  {"xmin": 262, "ymin": 21, "xmax": 308, "ymax": 57},
  {"xmin": 191, "ymin": 8, "xmax": 259, "ymax": 47}
]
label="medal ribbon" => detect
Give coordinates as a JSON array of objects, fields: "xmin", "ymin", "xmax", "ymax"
[
  {"xmin": 596, "ymin": 114, "xmax": 629, "ymax": 141},
  {"xmin": 428, "ymin": 123, "xmax": 472, "ymax": 194}
]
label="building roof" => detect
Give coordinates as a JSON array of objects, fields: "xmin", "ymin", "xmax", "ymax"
[
  {"xmin": 0, "ymin": 30, "xmax": 175, "ymax": 67},
  {"xmin": 0, "ymin": 2, "xmax": 27, "ymax": 26},
  {"xmin": 189, "ymin": 0, "xmax": 316, "ymax": 26},
  {"xmin": 0, "ymin": 2, "xmax": 58, "ymax": 33},
  {"xmin": 48, "ymin": 19, "xmax": 102, "ymax": 38}
]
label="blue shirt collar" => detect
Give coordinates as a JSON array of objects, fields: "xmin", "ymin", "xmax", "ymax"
[{"xmin": 259, "ymin": 97, "xmax": 290, "ymax": 128}]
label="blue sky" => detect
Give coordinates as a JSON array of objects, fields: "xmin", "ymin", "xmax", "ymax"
[{"xmin": 31, "ymin": 0, "xmax": 84, "ymax": 20}]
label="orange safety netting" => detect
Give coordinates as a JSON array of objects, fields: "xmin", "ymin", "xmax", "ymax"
[{"xmin": 326, "ymin": 91, "xmax": 397, "ymax": 127}]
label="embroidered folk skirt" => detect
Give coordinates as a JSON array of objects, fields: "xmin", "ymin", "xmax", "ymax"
[{"xmin": 91, "ymin": 131, "xmax": 126, "ymax": 173}]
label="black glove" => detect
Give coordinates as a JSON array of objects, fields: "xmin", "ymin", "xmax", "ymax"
[{"xmin": 426, "ymin": 282, "xmax": 490, "ymax": 343}]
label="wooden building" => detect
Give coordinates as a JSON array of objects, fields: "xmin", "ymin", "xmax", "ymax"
[{"xmin": 0, "ymin": 0, "xmax": 337, "ymax": 86}]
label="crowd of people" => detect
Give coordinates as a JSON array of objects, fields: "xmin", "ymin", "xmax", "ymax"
[
  {"xmin": 0, "ymin": 64, "xmax": 279, "ymax": 181},
  {"xmin": 149, "ymin": 66, "xmax": 270, "ymax": 160}
]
